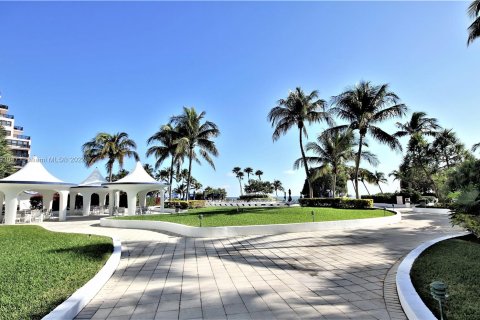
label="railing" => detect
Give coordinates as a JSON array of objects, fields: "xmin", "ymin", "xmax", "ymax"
[
  {"xmin": 14, "ymin": 126, "xmax": 23, "ymax": 131},
  {"xmin": 14, "ymin": 134, "xmax": 30, "ymax": 140},
  {"xmin": 0, "ymin": 104, "xmax": 8, "ymax": 110},
  {"xmin": 0, "ymin": 114, "xmax": 14, "ymax": 119}
]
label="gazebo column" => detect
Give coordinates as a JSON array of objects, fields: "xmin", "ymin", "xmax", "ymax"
[
  {"xmin": 42, "ymin": 191, "xmax": 55, "ymax": 212},
  {"xmin": 138, "ymin": 191, "xmax": 147, "ymax": 208},
  {"xmin": 3, "ymin": 190, "xmax": 19, "ymax": 225},
  {"xmin": 126, "ymin": 191, "xmax": 137, "ymax": 216},
  {"xmin": 101, "ymin": 193, "xmax": 108, "ymax": 207},
  {"xmin": 82, "ymin": 192, "xmax": 93, "ymax": 216},
  {"xmin": 69, "ymin": 192, "xmax": 77, "ymax": 212},
  {"xmin": 108, "ymin": 190, "xmax": 115, "ymax": 215},
  {"xmin": 115, "ymin": 191, "xmax": 120, "ymax": 208},
  {"xmin": 160, "ymin": 189, "xmax": 165, "ymax": 211},
  {"xmin": 58, "ymin": 191, "xmax": 69, "ymax": 221}
]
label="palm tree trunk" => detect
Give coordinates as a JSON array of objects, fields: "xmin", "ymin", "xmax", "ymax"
[
  {"xmin": 378, "ymin": 184, "xmax": 384, "ymax": 194},
  {"xmin": 186, "ymin": 148, "xmax": 193, "ymax": 201},
  {"xmin": 238, "ymin": 178, "xmax": 243, "ymax": 196},
  {"xmin": 299, "ymin": 128, "xmax": 313, "ymax": 198},
  {"xmin": 355, "ymin": 135, "xmax": 364, "ymax": 199},
  {"xmin": 362, "ymin": 180, "xmax": 370, "ymax": 195},
  {"xmin": 332, "ymin": 172, "xmax": 337, "ymax": 198},
  {"xmin": 108, "ymin": 162, "xmax": 113, "ymax": 182},
  {"xmin": 168, "ymin": 157, "xmax": 175, "ymax": 201}
]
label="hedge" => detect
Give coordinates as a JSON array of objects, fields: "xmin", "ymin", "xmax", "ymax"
[
  {"xmin": 299, "ymin": 198, "xmax": 373, "ymax": 209},
  {"xmin": 165, "ymin": 200, "xmax": 206, "ymax": 209},
  {"xmin": 361, "ymin": 191, "xmax": 422, "ymax": 204}
]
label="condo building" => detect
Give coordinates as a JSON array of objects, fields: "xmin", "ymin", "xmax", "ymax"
[{"xmin": 0, "ymin": 104, "xmax": 31, "ymax": 169}]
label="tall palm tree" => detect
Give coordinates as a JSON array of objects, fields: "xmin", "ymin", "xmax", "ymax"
[
  {"xmin": 236, "ymin": 171, "xmax": 245, "ymax": 196},
  {"xmin": 143, "ymin": 163, "xmax": 154, "ymax": 177},
  {"xmin": 432, "ymin": 129, "xmax": 460, "ymax": 169},
  {"xmin": 244, "ymin": 167, "xmax": 254, "ymax": 181},
  {"xmin": 146, "ymin": 124, "xmax": 184, "ymax": 201},
  {"xmin": 296, "ymin": 129, "xmax": 378, "ymax": 197},
  {"xmin": 155, "ymin": 168, "xmax": 170, "ymax": 183},
  {"xmin": 272, "ymin": 180, "xmax": 284, "ymax": 199},
  {"xmin": 82, "ymin": 132, "xmax": 139, "ymax": 182},
  {"xmin": 171, "ymin": 107, "xmax": 220, "ymax": 201},
  {"xmin": 255, "ymin": 170, "xmax": 263, "ymax": 181},
  {"xmin": 472, "ymin": 142, "xmax": 480, "ymax": 152},
  {"xmin": 394, "ymin": 111, "xmax": 440, "ymax": 140},
  {"xmin": 329, "ymin": 81, "xmax": 407, "ymax": 198},
  {"xmin": 268, "ymin": 87, "xmax": 331, "ymax": 198},
  {"xmin": 468, "ymin": 0, "xmax": 480, "ymax": 45},
  {"xmin": 372, "ymin": 171, "xmax": 388, "ymax": 194}
]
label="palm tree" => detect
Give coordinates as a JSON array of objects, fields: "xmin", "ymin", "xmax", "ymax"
[
  {"xmin": 146, "ymin": 124, "xmax": 184, "ymax": 201},
  {"xmin": 171, "ymin": 107, "xmax": 220, "ymax": 201},
  {"xmin": 272, "ymin": 180, "xmax": 284, "ymax": 199},
  {"xmin": 192, "ymin": 179, "xmax": 203, "ymax": 200},
  {"xmin": 237, "ymin": 171, "xmax": 245, "ymax": 196},
  {"xmin": 82, "ymin": 132, "xmax": 139, "ymax": 182},
  {"xmin": 358, "ymin": 169, "xmax": 375, "ymax": 196},
  {"xmin": 268, "ymin": 87, "xmax": 331, "ymax": 198},
  {"xmin": 468, "ymin": 0, "xmax": 480, "ymax": 45},
  {"xmin": 143, "ymin": 164, "xmax": 154, "ymax": 177},
  {"xmin": 255, "ymin": 170, "xmax": 263, "ymax": 181},
  {"xmin": 472, "ymin": 142, "xmax": 480, "ymax": 152},
  {"xmin": 433, "ymin": 129, "xmax": 460, "ymax": 169},
  {"xmin": 233, "ymin": 167, "xmax": 243, "ymax": 195},
  {"xmin": 394, "ymin": 111, "xmax": 440, "ymax": 140},
  {"xmin": 244, "ymin": 167, "xmax": 254, "ymax": 181},
  {"xmin": 156, "ymin": 168, "xmax": 170, "ymax": 183},
  {"xmin": 329, "ymin": 81, "xmax": 407, "ymax": 198},
  {"xmin": 372, "ymin": 171, "xmax": 388, "ymax": 194}
]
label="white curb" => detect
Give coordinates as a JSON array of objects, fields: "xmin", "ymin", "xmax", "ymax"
[
  {"xmin": 100, "ymin": 210, "xmax": 401, "ymax": 238},
  {"xmin": 42, "ymin": 237, "xmax": 122, "ymax": 320},
  {"xmin": 396, "ymin": 232, "xmax": 467, "ymax": 320}
]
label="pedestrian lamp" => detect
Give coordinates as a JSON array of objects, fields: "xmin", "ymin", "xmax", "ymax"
[
  {"xmin": 198, "ymin": 214, "xmax": 204, "ymax": 227},
  {"xmin": 311, "ymin": 210, "xmax": 315, "ymax": 222},
  {"xmin": 430, "ymin": 281, "xmax": 448, "ymax": 320}
]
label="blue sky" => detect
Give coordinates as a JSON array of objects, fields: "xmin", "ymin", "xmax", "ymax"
[{"xmin": 0, "ymin": 1, "xmax": 479, "ymax": 197}]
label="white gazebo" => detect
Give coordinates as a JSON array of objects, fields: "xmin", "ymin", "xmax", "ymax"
[
  {"xmin": 103, "ymin": 161, "xmax": 168, "ymax": 215},
  {"xmin": 0, "ymin": 157, "xmax": 74, "ymax": 224},
  {"xmin": 70, "ymin": 168, "xmax": 109, "ymax": 216}
]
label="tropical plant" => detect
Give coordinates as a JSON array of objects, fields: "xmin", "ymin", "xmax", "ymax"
[
  {"xmin": 143, "ymin": 163, "xmax": 154, "ymax": 177},
  {"xmin": 468, "ymin": 0, "xmax": 480, "ymax": 45},
  {"xmin": 295, "ymin": 129, "xmax": 353, "ymax": 197},
  {"xmin": 0, "ymin": 128, "xmax": 14, "ymax": 178},
  {"xmin": 272, "ymin": 180, "xmax": 284, "ymax": 199},
  {"xmin": 394, "ymin": 111, "xmax": 440, "ymax": 139},
  {"xmin": 146, "ymin": 124, "xmax": 185, "ymax": 200},
  {"xmin": 244, "ymin": 180, "xmax": 273, "ymax": 195},
  {"xmin": 268, "ymin": 87, "xmax": 331, "ymax": 198},
  {"xmin": 432, "ymin": 129, "xmax": 465, "ymax": 169},
  {"xmin": 358, "ymin": 168, "xmax": 375, "ymax": 196},
  {"xmin": 472, "ymin": 142, "xmax": 480, "ymax": 152},
  {"xmin": 82, "ymin": 132, "xmax": 139, "ymax": 182},
  {"xmin": 372, "ymin": 171, "xmax": 388, "ymax": 194},
  {"xmin": 155, "ymin": 168, "xmax": 170, "ymax": 183},
  {"xmin": 329, "ymin": 81, "xmax": 407, "ymax": 198},
  {"xmin": 236, "ymin": 171, "xmax": 245, "ymax": 196},
  {"xmin": 110, "ymin": 169, "xmax": 130, "ymax": 182},
  {"xmin": 255, "ymin": 170, "xmax": 263, "ymax": 181},
  {"xmin": 244, "ymin": 167, "xmax": 254, "ymax": 181},
  {"xmin": 171, "ymin": 107, "xmax": 220, "ymax": 201}
]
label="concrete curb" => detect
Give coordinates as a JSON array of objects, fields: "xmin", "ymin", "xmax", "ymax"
[
  {"xmin": 42, "ymin": 237, "xmax": 122, "ymax": 320},
  {"xmin": 100, "ymin": 209, "xmax": 400, "ymax": 238},
  {"xmin": 396, "ymin": 232, "xmax": 467, "ymax": 320}
]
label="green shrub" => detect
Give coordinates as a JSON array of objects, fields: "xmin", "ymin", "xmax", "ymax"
[
  {"xmin": 238, "ymin": 194, "xmax": 269, "ymax": 201},
  {"xmin": 361, "ymin": 193, "xmax": 395, "ymax": 204},
  {"xmin": 299, "ymin": 198, "xmax": 373, "ymax": 209},
  {"xmin": 165, "ymin": 200, "xmax": 206, "ymax": 209}
]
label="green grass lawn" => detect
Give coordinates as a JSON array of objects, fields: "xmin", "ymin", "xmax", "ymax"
[
  {"xmin": 114, "ymin": 206, "xmax": 392, "ymax": 227},
  {"xmin": 0, "ymin": 226, "xmax": 113, "ymax": 320},
  {"xmin": 411, "ymin": 234, "xmax": 480, "ymax": 320}
]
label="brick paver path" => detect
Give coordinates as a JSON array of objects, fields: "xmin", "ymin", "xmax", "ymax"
[{"xmin": 43, "ymin": 210, "xmax": 459, "ymax": 320}]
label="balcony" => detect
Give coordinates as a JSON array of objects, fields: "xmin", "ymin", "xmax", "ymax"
[
  {"xmin": 14, "ymin": 125, "xmax": 23, "ymax": 131},
  {"xmin": 0, "ymin": 104, "xmax": 8, "ymax": 110},
  {"xmin": 6, "ymin": 140, "xmax": 30, "ymax": 148},
  {"xmin": 0, "ymin": 114, "xmax": 14, "ymax": 119},
  {"xmin": 14, "ymin": 134, "xmax": 31, "ymax": 140}
]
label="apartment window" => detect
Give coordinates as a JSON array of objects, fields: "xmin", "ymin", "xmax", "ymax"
[{"xmin": 0, "ymin": 120, "xmax": 12, "ymax": 127}]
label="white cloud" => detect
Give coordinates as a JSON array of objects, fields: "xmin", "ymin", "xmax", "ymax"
[
  {"xmin": 283, "ymin": 169, "xmax": 296, "ymax": 175},
  {"xmin": 226, "ymin": 172, "xmax": 236, "ymax": 177}
]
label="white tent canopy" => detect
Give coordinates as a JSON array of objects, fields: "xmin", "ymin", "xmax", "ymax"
[
  {"xmin": 0, "ymin": 157, "xmax": 74, "ymax": 224},
  {"xmin": 70, "ymin": 168, "xmax": 109, "ymax": 216},
  {"xmin": 103, "ymin": 161, "xmax": 168, "ymax": 215}
]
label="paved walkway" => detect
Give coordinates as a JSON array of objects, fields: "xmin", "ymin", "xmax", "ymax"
[{"xmin": 42, "ymin": 210, "xmax": 459, "ymax": 320}]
